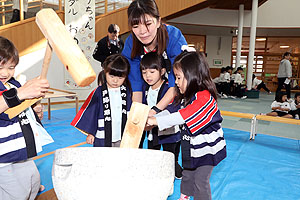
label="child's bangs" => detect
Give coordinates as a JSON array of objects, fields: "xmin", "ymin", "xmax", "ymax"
[
  {"xmin": 140, "ymin": 53, "xmax": 161, "ymax": 71},
  {"xmin": 173, "ymin": 61, "xmax": 182, "ymax": 71},
  {"xmin": 141, "ymin": 62, "xmax": 160, "ymax": 70},
  {"xmin": 108, "ymin": 60, "xmax": 128, "ymax": 77},
  {"xmin": 0, "ymin": 50, "xmax": 18, "ymax": 66}
]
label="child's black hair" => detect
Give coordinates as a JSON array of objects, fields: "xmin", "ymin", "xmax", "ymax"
[
  {"xmin": 220, "ymin": 67, "xmax": 226, "ymax": 73},
  {"xmin": 225, "ymin": 66, "xmax": 233, "ymax": 72},
  {"xmin": 0, "ymin": 36, "xmax": 19, "ymax": 66},
  {"xmin": 294, "ymin": 92, "xmax": 300, "ymax": 104},
  {"xmin": 252, "ymin": 74, "xmax": 256, "ymax": 80},
  {"xmin": 140, "ymin": 52, "xmax": 167, "ymax": 81},
  {"xmin": 140, "ymin": 52, "xmax": 163, "ymax": 71},
  {"xmin": 97, "ymin": 54, "xmax": 131, "ymax": 88},
  {"xmin": 275, "ymin": 91, "xmax": 287, "ymax": 103},
  {"xmin": 173, "ymin": 51, "xmax": 218, "ymax": 106},
  {"xmin": 236, "ymin": 67, "xmax": 243, "ymax": 72},
  {"xmin": 233, "ymin": 67, "xmax": 243, "ymax": 74},
  {"xmin": 282, "ymin": 52, "xmax": 291, "ymax": 59}
]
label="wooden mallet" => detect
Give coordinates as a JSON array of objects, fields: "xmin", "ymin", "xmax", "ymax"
[{"xmin": 5, "ymin": 8, "xmax": 96, "ymax": 119}]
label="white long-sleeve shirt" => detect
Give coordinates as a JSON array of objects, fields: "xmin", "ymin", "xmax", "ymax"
[
  {"xmin": 271, "ymin": 101, "xmax": 291, "ymax": 113},
  {"xmin": 290, "ymin": 100, "xmax": 300, "ymax": 111},
  {"xmin": 218, "ymin": 73, "xmax": 225, "ymax": 83},
  {"xmin": 223, "ymin": 72, "xmax": 231, "ymax": 83},
  {"xmin": 234, "ymin": 73, "xmax": 244, "ymax": 85},
  {"xmin": 252, "ymin": 77, "xmax": 262, "ymax": 88}
]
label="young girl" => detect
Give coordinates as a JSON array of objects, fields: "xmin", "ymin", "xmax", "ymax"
[
  {"xmin": 213, "ymin": 67, "xmax": 226, "ymax": 98},
  {"xmin": 147, "ymin": 51, "xmax": 226, "ymax": 200},
  {"xmin": 71, "ymin": 54, "xmax": 132, "ymax": 147},
  {"xmin": 289, "ymin": 92, "xmax": 300, "ymax": 119},
  {"xmin": 233, "ymin": 67, "xmax": 247, "ymax": 99},
  {"xmin": 221, "ymin": 66, "xmax": 233, "ymax": 98},
  {"xmin": 139, "ymin": 52, "xmax": 182, "ymax": 178},
  {"xmin": 252, "ymin": 74, "xmax": 271, "ymax": 94},
  {"xmin": 266, "ymin": 91, "xmax": 293, "ymax": 118}
]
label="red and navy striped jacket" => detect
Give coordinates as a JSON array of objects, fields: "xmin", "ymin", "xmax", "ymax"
[{"xmin": 178, "ymin": 90, "xmax": 226, "ymax": 168}]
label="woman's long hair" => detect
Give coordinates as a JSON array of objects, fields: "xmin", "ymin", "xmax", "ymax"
[
  {"xmin": 127, "ymin": 0, "xmax": 168, "ymax": 59},
  {"xmin": 173, "ymin": 51, "xmax": 218, "ymax": 106}
]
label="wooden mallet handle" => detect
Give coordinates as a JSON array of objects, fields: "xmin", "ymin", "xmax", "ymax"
[{"xmin": 4, "ymin": 43, "xmax": 53, "ymax": 119}]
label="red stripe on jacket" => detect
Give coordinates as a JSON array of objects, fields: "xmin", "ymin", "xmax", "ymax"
[
  {"xmin": 186, "ymin": 98, "xmax": 214, "ymax": 127},
  {"xmin": 71, "ymin": 88, "xmax": 97, "ymax": 126},
  {"xmin": 179, "ymin": 90, "xmax": 218, "ymax": 134},
  {"xmin": 179, "ymin": 90, "xmax": 210, "ymax": 119},
  {"xmin": 0, "ymin": 89, "xmax": 8, "ymax": 96},
  {"xmin": 190, "ymin": 105, "xmax": 218, "ymax": 134}
]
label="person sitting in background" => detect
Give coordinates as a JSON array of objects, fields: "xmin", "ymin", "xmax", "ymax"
[
  {"xmin": 10, "ymin": 0, "xmax": 28, "ymax": 23},
  {"xmin": 221, "ymin": 66, "xmax": 233, "ymax": 98},
  {"xmin": 92, "ymin": 24, "xmax": 124, "ymax": 65},
  {"xmin": 233, "ymin": 67, "xmax": 247, "ymax": 99},
  {"xmin": 213, "ymin": 67, "xmax": 226, "ymax": 97},
  {"xmin": 266, "ymin": 91, "xmax": 293, "ymax": 118},
  {"xmin": 289, "ymin": 92, "xmax": 300, "ymax": 119},
  {"xmin": 252, "ymin": 74, "xmax": 271, "ymax": 94}
]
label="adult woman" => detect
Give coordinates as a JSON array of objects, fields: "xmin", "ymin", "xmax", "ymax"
[{"xmin": 122, "ymin": 0, "xmax": 187, "ymax": 113}]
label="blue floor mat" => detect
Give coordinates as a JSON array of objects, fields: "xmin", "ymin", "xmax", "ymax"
[{"xmin": 35, "ymin": 108, "xmax": 300, "ymax": 199}]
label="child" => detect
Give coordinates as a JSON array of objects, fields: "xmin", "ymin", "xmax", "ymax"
[
  {"xmin": 213, "ymin": 67, "xmax": 226, "ymax": 98},
  {"xmin": 139, "ymin": 52, "xmax": 182, "ymax": 178},
  {"xmin": 289, "ymin": 92, "xmax": 300, "ymax": 119},
  {"xmin": 252, "ymin": 74, "xmax": 271, "ymax": 94},
  {"xmin": 147, "ymin": 51, "xmax": 226, "ymax": 200},
  {"xmin": 0, "ymin": 36, "xmax": 50, "ymax": 200},
  {"xmin": 221, "ymin": 66, "xmax": 233, "ymax": 98},
  {"xmin": 233, "ymin": 67, "xmax": 247, "ymax": 99},
  {"xmin": 266, "ymin": 91, "xmax": 293, "ymax": 118},
  {"xmin": 71, "ymin": 54, "xmax": 132, "ymax": 147}
]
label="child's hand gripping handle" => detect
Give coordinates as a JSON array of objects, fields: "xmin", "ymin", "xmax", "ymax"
[{"xmin": 4, "ymin": 43, "xmax": 52, "ymax": 119}]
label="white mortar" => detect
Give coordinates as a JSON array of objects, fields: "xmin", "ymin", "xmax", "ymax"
[{"xmin": 52, "ymin": 147, "xmax": 175, "ymax": 200}]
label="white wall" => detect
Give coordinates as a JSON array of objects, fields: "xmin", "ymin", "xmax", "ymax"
[
  {"xmin": 206, "ymin": 36, "xmax": 232, "ymax": 68},
  {"xmin": 169, "ymin": 0, "xmax": 300, "ymax": 28},
  {"xmin": 16, "ymin": 43, "xmax": 102, "ymax": 102}
]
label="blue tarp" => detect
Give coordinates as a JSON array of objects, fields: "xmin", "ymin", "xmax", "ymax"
[{"xmin": 36, "ymin": 108, "xmax": 300, "ymax": 199}]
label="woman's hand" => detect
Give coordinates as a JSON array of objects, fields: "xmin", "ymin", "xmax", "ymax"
[{"xmin": 86, "ymin": 134, "xmax": 95, "ymax": 144}]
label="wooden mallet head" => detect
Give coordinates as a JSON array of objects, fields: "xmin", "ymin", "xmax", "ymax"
[{"xmin": 35, "ymin": 8, "xmax": 96, "ymax": 87}]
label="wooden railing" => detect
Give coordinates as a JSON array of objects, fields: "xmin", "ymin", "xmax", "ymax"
[
  {"xmin": 220, "ymin": 110, "xmax": 300, "ymax": 140},
  {"xmin": 0, "ymin": 0, "xmax": 131, "ymax": 26}
]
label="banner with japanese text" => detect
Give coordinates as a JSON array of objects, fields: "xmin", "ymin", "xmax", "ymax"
[{"xmin": 64, "ymin": 0, "xmax": 95, "ymax": 89}]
